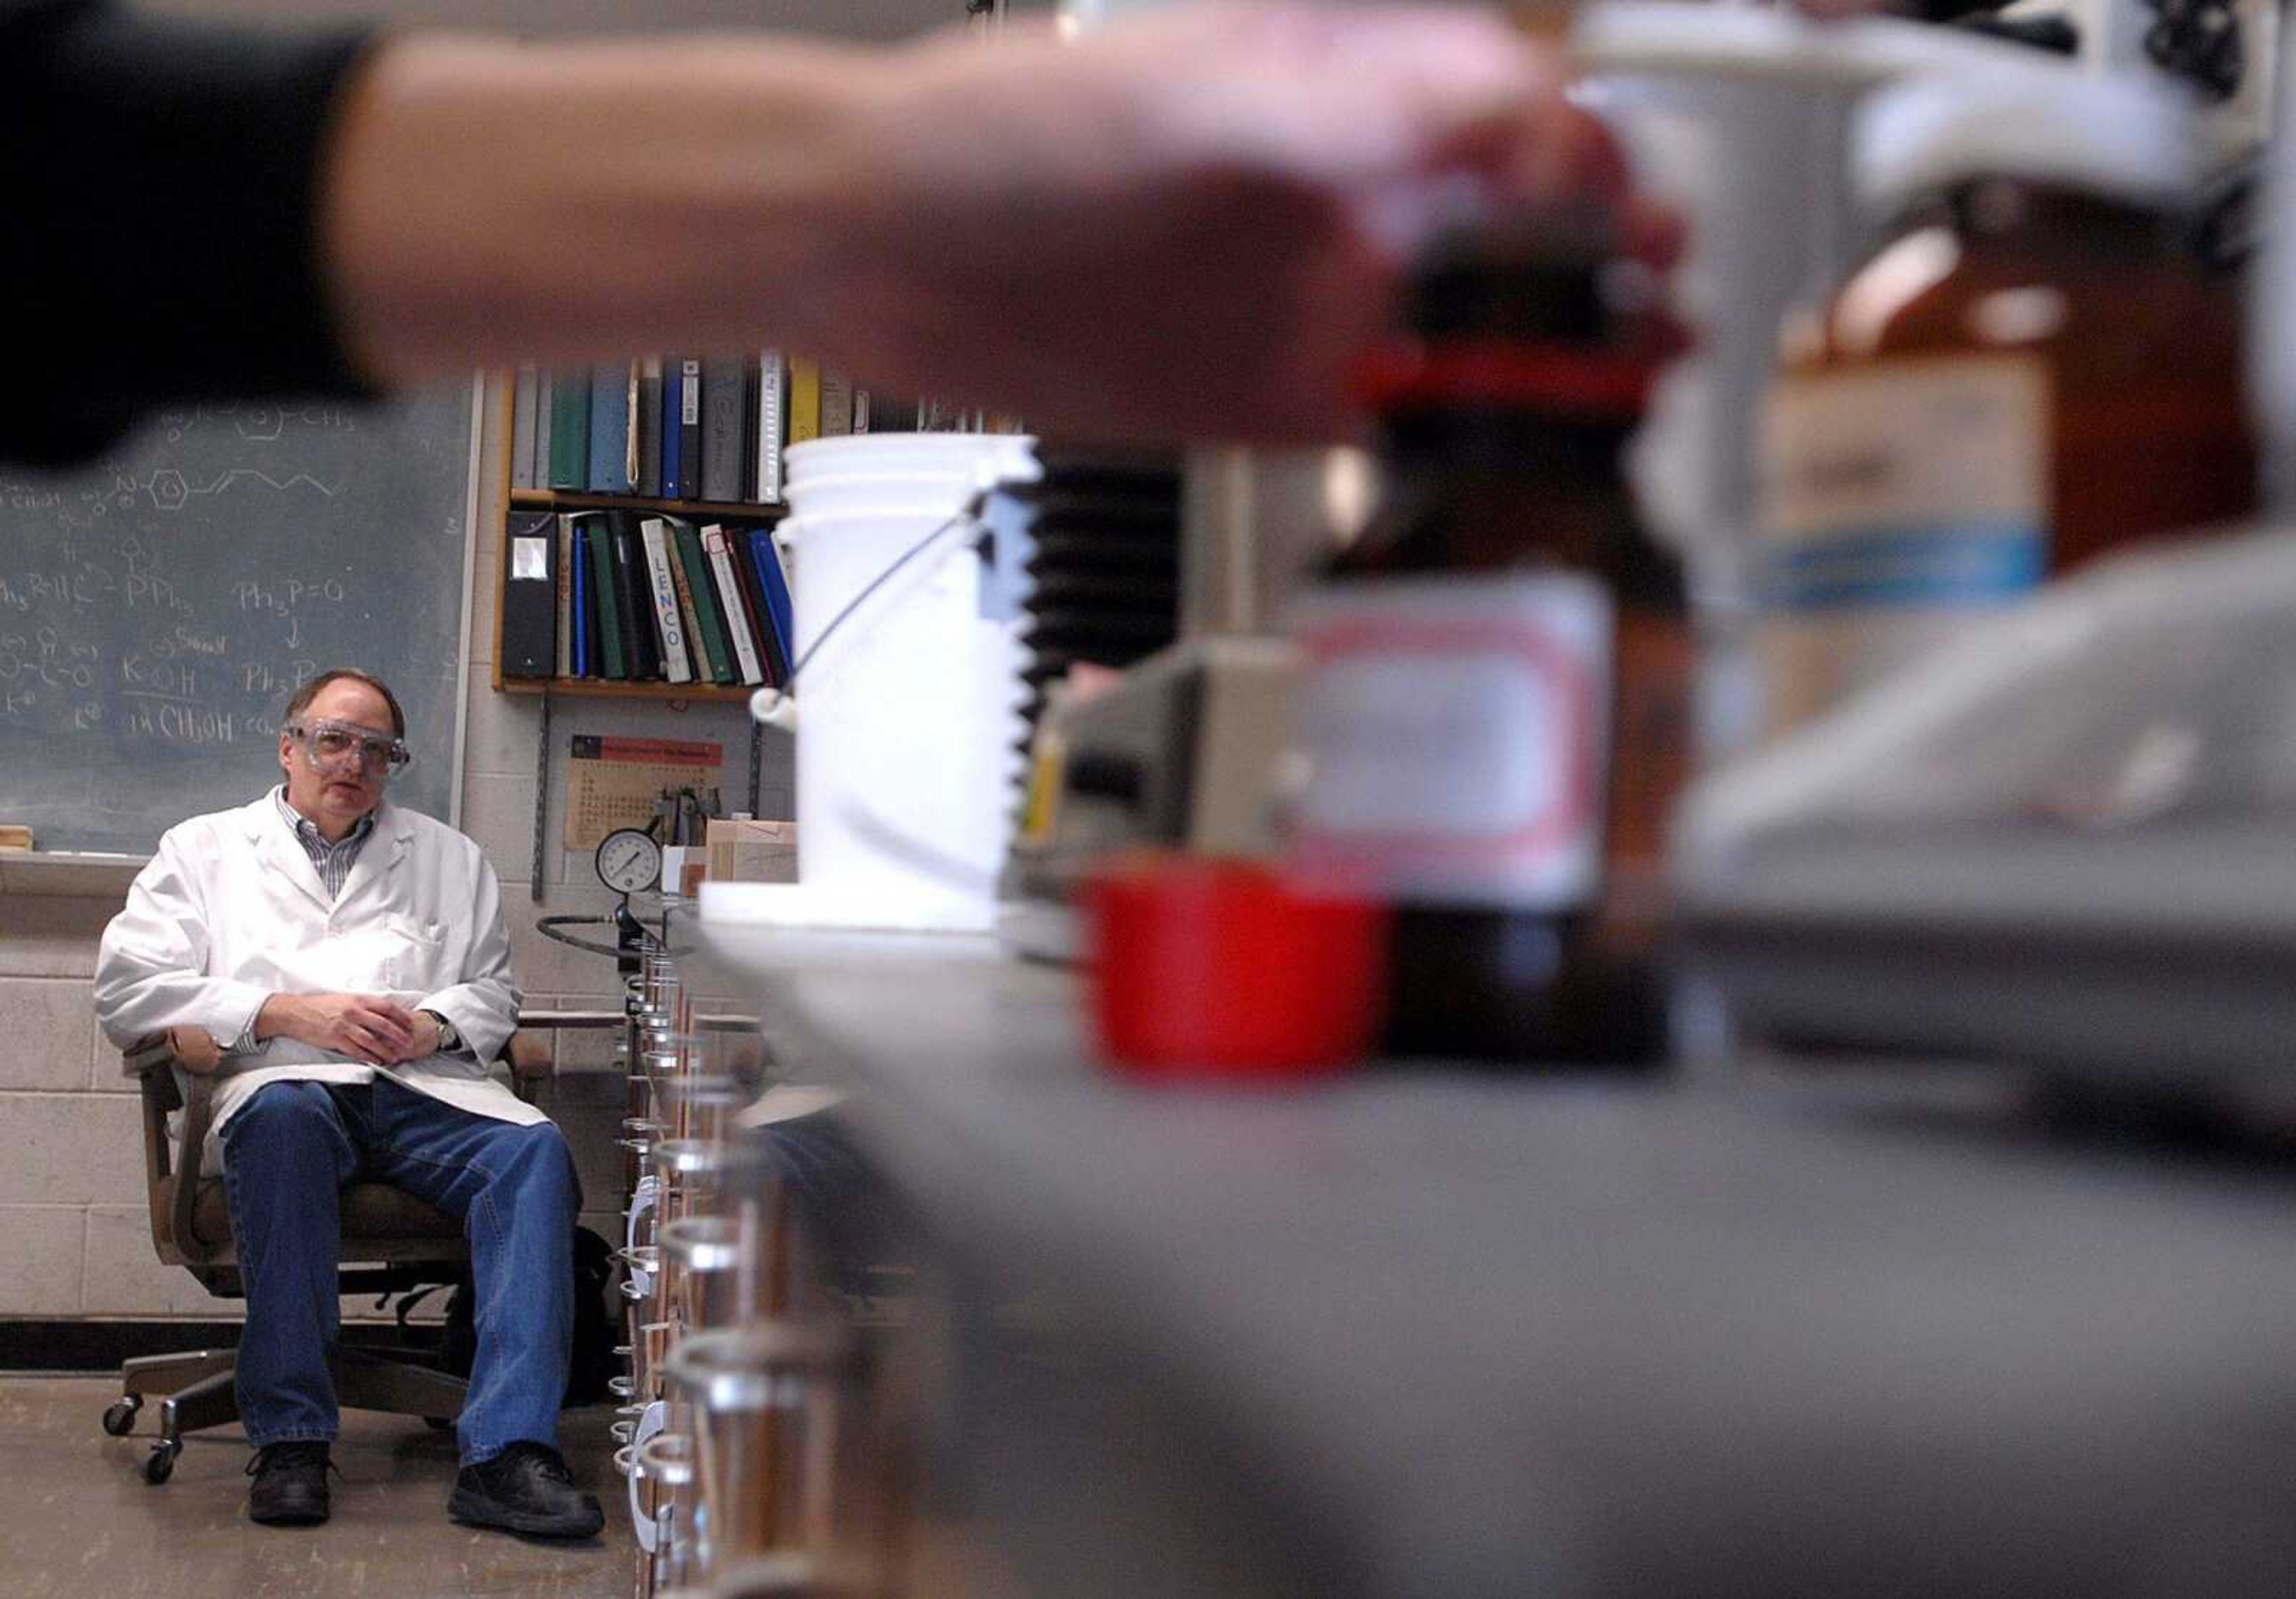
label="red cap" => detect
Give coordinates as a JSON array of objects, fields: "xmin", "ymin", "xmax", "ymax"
[
  {"xmin": 1083, "ymin": 852, "xmax": 1387, "ymax": 1083},
  {"xmin": 1352, "ymin": 338, "xmax": 1660, "ymax": 419}
]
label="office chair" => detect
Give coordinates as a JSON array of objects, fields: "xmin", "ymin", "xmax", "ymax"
[{"xmin": 99, "ymin": 1013, "xmax": 616, "ymax": 1484}]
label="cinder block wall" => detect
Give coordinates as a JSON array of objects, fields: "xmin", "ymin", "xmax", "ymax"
[{"xmin": 0, "ymin": 370, "xmax": 789, "ymax": 1327}]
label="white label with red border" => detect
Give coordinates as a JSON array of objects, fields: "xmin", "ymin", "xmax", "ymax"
[{"xmin": 1289, "ymin": 571, "xmax": 1610, "ymax": 909}]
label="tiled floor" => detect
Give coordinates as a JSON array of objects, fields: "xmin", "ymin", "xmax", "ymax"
[{"xmin": 0, "ymin": 1374, "xmax": 631, "ymax": 1598}]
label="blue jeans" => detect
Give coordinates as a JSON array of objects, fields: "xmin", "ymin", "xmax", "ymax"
[{"xmin": 220, "ymin": 1076, "xmax": 581, "ymax": 1465}]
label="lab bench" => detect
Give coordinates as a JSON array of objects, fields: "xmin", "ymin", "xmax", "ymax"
[{"xmin": 683, "ymin": 920, "xmax": 2296, "ymax": 1599}]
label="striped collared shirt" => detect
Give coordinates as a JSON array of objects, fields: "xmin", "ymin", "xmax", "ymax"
[{"xmin": 274, "ymin": 787, "xmax": 376, "ymax": 901}]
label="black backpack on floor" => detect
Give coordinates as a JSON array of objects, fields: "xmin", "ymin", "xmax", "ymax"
[{"xmin": 393, "ymin": 1225, "xmax": 624, "ymax": 1408}]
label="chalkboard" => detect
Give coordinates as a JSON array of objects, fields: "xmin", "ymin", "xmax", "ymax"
[{"xmin": 0, "ymin": 386, "xmax": 477, "ymax": 855}]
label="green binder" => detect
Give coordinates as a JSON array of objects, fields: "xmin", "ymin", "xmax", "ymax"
[
  {"xmin": 547, "ymin": 368, "xmax": 591, "ymax": 492},
  {"xmin": 585, "ymin": 516, "xmax": 625, "ymax": 679},
  {"xmin": 673, "ymin": 524, "xmax": 737, "ymax": 685}
]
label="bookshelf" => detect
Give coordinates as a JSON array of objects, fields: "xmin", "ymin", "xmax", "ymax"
[
  {"xmin": 509, "ymin": 489, "xmax": 787, "ymax": 520},
  {"xmin": 494, "ymin": 676, "xmax": 755, "ymax": 704},
  {"xmin": 488, "ymin": 376, "xmax": 790, "ymax": 701}
]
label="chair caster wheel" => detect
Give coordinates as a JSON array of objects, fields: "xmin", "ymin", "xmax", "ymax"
[
  {"xmin": 143, "ymin": 1441, "xmax": 180, "ymax": 1484},
  {"xmin": 424, "ymin": 1415, "xmax": 453, "ymax": 1431},
  {"xmin": 102, "ymin": 1397, "xmax": 141, "ymax": 1437}
]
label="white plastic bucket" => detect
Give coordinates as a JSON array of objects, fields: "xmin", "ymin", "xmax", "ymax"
[
  {"xmin": 758, "ymin": 491, "xmax": 1030, "ymax": 930},
  {"xmin": 781, "ymin": 474, "xmax": 979, "ymax": 520},
  {"xmin": 705, "ymin": 434, "xmax": 1038, "ymax": 932},
  {"xmin": 784, "ymin": 432, "xmax": 1037, "ymax": 488}
]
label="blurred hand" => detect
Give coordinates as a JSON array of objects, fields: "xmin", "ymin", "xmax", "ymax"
[
  {"xmin": 331, "ymin": 4, "xmax": 1677, "ymax": 444},
  {"xmin": 826, "ymin": 4, "xmax": 1676, "ymax": 441}
]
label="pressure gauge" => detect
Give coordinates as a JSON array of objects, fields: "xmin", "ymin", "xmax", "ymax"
[{"xmin": 596, "ymin": 828, "xmax": 662, "ymax": 896}]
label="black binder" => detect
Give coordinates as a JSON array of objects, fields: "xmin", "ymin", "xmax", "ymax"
[
  {"xmin": 500, "ymin": 511, "xmax": 558, "ymax": 679},
  {"xmin": 608, "ymin": 512, "xmax": 661, "ymax": 680},
  {"xmin": 677, "ymin": 358, "xmax": 703, "ymax": 498}
]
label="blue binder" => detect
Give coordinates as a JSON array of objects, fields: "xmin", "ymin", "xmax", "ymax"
[
  {"xmin": 744, "ymin": 526, "xmax": 796, "ymax": 673},
  {"xmin": 570, "ymin": 524, "xmax": 594, "ymax": 678}
]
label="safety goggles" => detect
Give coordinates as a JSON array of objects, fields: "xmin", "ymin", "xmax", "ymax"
[{"xmin": 286, "ymin": 718, "xmax": 412, "ymax": 776}]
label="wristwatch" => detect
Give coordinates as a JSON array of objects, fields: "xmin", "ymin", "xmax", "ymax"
[{"xmin": 421, "ymin": 1011, "xmax": 462, "ymax": 1054}]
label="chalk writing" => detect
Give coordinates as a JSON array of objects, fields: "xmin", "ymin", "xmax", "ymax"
[{"xmin": 0, "ymin": 386, "xmax": 472, "ymax": 853}]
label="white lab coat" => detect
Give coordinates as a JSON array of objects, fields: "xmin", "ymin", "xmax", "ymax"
[{"xmin": 94, "ymin": 791, "xmax": 542, "ymax": 1174}]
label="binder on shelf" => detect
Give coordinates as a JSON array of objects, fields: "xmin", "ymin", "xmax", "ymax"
[
  {"xmin": 608, "ymin": 514, "xmax": 660, "ymax": 680},
  {"xmin": 626, "ymin": 364, "xmax": 643, "ymax": 489},
  {"xmin": 757, "ymin": 349, "xmax": 786, "ymax": 504},
  {"xmin": 700, "ymin": 358, "xmax": 747, "ymax": 503},
  {"xmin": 738, "ymin": 360, "xmax": 757, "ymax": 504},
  {"xmin": 553, "ymin": 513, "xmax": 576, "ymax": 678},
  {"xmin": 687, "ymin": 547, "xmax": 730, "ymax": 683},
  {"xmin": 852, "ymin": 389, "xmax": 872, "ymax": 435},
  {"xmin": 639, "ymin": 517, "xmax": 696, "ymax": 684},
  {"xmin": 788, "ymin": 358, "xmax": 822, "ymax": 447},
  {"xmin": 744, "ymin": 526, "xmax": 798, "ymax": 683},
  {"xmin": 585, "ymin": 517, "xmax": 626, "ymax": 679},
  {"xmin": 672, "ymin": 523, "xmax": 737, "ymax": 685},
  {"xmin": 695, "ymin": 544, "xmax": 745, "ymax": 687},
  {"xmin": 820, "ymin": 368, "xmax": 854, "ymax": 438},
  {"xmin": 665, "ymin": 526, "xmax": 710, "ymax": 679},
  {"xmin": 719, "ymin": 520, "xmax": 778, "ymax": 684},
  {"xmin": 547, "ymin": 368, "xmax": 590, "ymax": 490},
  {"xmin": 660, "ymin": 353, "xmax": 688, "ymax": 501},
  {"xmin": 588, "ymin": 362, "xmax": 636, "ymax": 494},
  {"xmin": 570, "ymin": 521, "xmax": 594, "ymax": 679},
  {"xmin": 511, "ymin": 366, "xmax": 538, "ymax": 492},
  {"xmin": 636, "ymin": 356, "xmax": 664, "ymax": 498},
  {"xmin": 500, "ymin": 511, "xmax": 557, "ymax": 679},
  {"xmin": 620, "ymin": 515, "xmax": 660, "ymax": 680},
  {"xmin": 677, "ymin": 358, "xmax": 703, "ymax": 498},
  {"xmin": 703, "ymin": 526, "xmax": 767, "ymax": 685},
  {"xmin": 532, "ymin": 369, "xmax": 555, "ymax": 486}
]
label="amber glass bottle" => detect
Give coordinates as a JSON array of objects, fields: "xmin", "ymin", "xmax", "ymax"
[
  {"xmin": 1757, "ymin": 69, "xmax": 2258, "ymax": 738},
  {"xmin": 1287, "ymin": 211, "xmax": 1687, "ymax": 1066}
]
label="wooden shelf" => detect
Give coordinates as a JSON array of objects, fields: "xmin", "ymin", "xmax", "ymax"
[
  {"xmin": 494, "ymin": 676, "xmax": 758, "ymax": 704},
  {"xmin": 488, "ymin": 380, "xmax": 777, "ymax": 707},
  {"xmin": 509, "ymin": 489, "xmax": 784, "ymax": 518}
]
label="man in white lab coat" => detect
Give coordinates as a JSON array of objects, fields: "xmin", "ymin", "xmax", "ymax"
[{"xmin": 94, "ymin": 668, "xmax": 603, "ymax": 1538}]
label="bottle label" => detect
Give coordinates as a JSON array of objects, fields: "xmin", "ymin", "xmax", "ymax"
[
  {"xmin": 1288, "ymin": 572, "xmax": 1611, "ymax": 910},
  {"xmin": 1755, "ymin": 354, "xmax": 2048, "ymax": 736}
]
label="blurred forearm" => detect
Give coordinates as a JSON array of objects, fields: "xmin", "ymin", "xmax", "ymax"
[
  {"xmin": 319, "ymin": 6, "xmax": 1638, "ymax": 443},
  {"xmin": 320, "ymin": 30, "xmax": 866, "ymax": 386}
]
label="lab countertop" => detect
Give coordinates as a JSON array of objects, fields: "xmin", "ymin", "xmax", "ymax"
[{"xmin": 694, "ymin": 920, "xmax": 2296, "ymax": 1599}]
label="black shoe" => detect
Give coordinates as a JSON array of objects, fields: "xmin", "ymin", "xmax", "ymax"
[
  {"xmin": 246, "ymin": 1440, "xmax": 334, "ymax": 1526},
  {"xmin": 448, "ymin": 1441, "xmax": 605, "ymax": 1539}
]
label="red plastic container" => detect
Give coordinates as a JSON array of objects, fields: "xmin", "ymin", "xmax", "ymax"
[{"xmin": 1082, "ymin": 852, "xmax": 1388, "ymax": 1082}]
